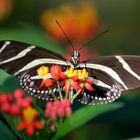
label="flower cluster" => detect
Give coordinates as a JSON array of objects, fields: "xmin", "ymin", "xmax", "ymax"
[
  {"xmin": 45, "ymin": 98, "xmax": 71, "ymax": 120},
  {"xmin": 0, "ymin": 88, "xmax": 72, "ymax": 137},
  {"xmin": 64, "ymin": 67, "xmax": 94, "ymax": 94},
  {"xmin": 0, "ymin": 89, "xmax": 44, "ymax": 136},
  {"xmin": 40, "ymin": 3, "xmax": 100, "ymax": 42},
  {"xmin": 37, "ymin": 65, "xmax": 95, "ymax": 103},
  {"xmin": 0, "ymin": 89, "xmax": 32, "ymax": 115}
]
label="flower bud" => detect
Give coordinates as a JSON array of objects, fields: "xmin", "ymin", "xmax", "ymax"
[
  {"xmin": 0, "ymin": 94, "xmax": 9, "ymax": 104},
  {"xmin": 37, "ymin": 66, "xmax": 49, "ymax": 76},
  {"xmin": 65, "ymin": 107, "xmax": 72, "ymax": 116},
  {"xmin": 10, "ymin": 104, "xmax": 20, "ymax": 116},
  {"xmin": 1, "ymin": 103, "xmax": 11, "ymax": 113},
  {"xmin": 14, "ymin": 89, "xmax": 24, "ymax": 99},
  {"xmin": 61, "ymin": 98, "xmax": 71, "ymax": 107},
  {"xmin": 50, "ymin": 65, "xmax": 62, "ymax": 80}
]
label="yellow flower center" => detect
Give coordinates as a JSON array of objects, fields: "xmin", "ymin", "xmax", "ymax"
[
  {"xmin": 37, "ymin": 66, "xmax": 49, "ymax": 76},
  {"xmin": 66, "ymin": 67, "xmax": 88, "ymax": 80},
  {"xmin": 23, "ymin": 107, "xmax": 38, "ymax": 123}
]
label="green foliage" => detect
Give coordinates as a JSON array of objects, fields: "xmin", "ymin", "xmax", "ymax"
[
  {"xmin": 0, "ymin": 26, "xmax": 64, "ymax": 54},
  {"xmin": 52, "ymin": 103, "xmax": 123, "ymax": 140},
  {"xmin": 0, "ymin": 112, "xmax": 21, "ymax": 140}
]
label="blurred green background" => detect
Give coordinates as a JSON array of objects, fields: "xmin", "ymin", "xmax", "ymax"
[{"xmin": 0, "ymin": 0, "xmax": 140, "ymax": 140}]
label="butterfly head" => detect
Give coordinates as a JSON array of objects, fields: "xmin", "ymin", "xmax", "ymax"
[{"xmin": 71, "ymin": 50, "xmax": 80, "ymax": 67}]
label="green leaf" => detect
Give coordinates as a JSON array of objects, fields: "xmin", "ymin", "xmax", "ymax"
[
  {"xmin": 0, "ymin": 112, "xmax": 22, "ymax": 140},
  {"xmin": 0, "ymin": 70, "xmax": 10, "ymax": 86},
  {"xmin": 128, "ymin": 137, "xmax": 140, "ymax": 140},
  {"xmin": 52, "ymin": 103, "xmax": 123, "ymax": 140}
]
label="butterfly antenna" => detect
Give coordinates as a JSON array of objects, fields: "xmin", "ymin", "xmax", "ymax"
[
  {"xmin": 56, "ymin": 20, "xmax": 75, "ymax": 50},
  {"xmin": 78, "ymin": 29, "xmax": 109, "ymax": 50}
]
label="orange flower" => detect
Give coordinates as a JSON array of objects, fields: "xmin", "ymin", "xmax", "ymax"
[
  {"xmin": 0, "ymin": 0, "xmax": 13, "ymax": 19},
  {"xmin": 17, "ymin": 106, "xmax": 43, "ymax": 136},
  {"xmin": 40, "ymin": 3, "xmax": 100, "ymax": 42}
]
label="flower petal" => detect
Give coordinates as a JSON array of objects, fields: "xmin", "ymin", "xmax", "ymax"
[
  {"xmin": 17, "ymin": 122, "xmax": 26, "ymax": 131},
  {"xmin": 85, "ymin": 83, "xmax": 95, "ymax": 91},
  {"xmin": 26, "ymin": 123, "xmax": 35, "ymax": 136},
  {"xmin": 72, "ymin": 81, "xmax": 81, "ymax": 90},
  {"xmin": 34, "ymin": 121, "xmax": 44, "ymax": 129},
  {"xmin": 40, "ymin": 79, "xmax": 54, "ymax": 88}
]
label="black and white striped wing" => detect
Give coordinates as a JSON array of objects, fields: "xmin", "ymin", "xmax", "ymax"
[
  {"xmin": 0, "ymin": 40, "xmax": 67, "ymax": 75},
  {"xmin": 77, "ymin": 55, "xmax": 140, "ymax": 105},
  {"xmin": 0, "ymin": 40, "xmax": 67, "ymax": 100}
]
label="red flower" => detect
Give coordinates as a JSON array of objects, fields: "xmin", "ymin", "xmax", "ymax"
[
  {"xmin": 16, "ymin": 96, "xmax": 33, "ymax": 109},
  {"xmin": 17, "ymin": 106, "xmax": 43, "ymax": 136},
  {"xmin": 0, "ymin": 93, "xmax": 13, "ymax": 114},
  {"xmin": 50, "ymin": 65, "xmax": 64, "ymax": 80},
  {"xmin": 0, "ymin": 89, "xmax": 34, "ymax": 116},
  {"xmin": 0, "ymin": 93, "xmax": 12, "ymax": 104},
  {"xmin": 14, "ymin": 89, "xmax": 24, "ymax": 99},
  {"xmin": 10, "ymin": 104, "xmax": 21, "ymax": 116},
  {"xmin": 1, "ymin": 102, "xmax": 11, "ymax": 113}
]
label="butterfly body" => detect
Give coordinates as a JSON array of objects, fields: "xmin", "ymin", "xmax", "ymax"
[{"xmin": 0, "ymin": 40, "xmax": 140, "ymax": 105}]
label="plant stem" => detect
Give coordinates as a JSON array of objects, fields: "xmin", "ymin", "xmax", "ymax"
[
  {"xmin": 57, "ymin": 81, "xmax": 63, "ymax": 100},
  {"xmin": 65, "ymin": 91, "xmax": 68, "ymax": 98},
  {"xmin": 49, "ymin": 88, "xmax": 57, "ymax": 99},
  {"xmin": 71, "ymin": 89, "xmax": 81, "ymax": 102}
]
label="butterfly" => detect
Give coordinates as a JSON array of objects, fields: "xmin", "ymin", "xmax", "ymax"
[{"xmin": 0, "ymin": 40, "xmax": 140, "ymax": 105}]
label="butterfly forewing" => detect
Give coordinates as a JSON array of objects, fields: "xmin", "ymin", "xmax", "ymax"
[{"xmin": 0, "ymin": 40, "xmax": 66, "ymax": 75}]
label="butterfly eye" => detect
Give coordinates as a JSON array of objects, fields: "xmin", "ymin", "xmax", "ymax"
[
  {"xmin": 71, "ymin": 52, "xmax": 74, "ymax": 57},
  {"xmin": 77, "ymin": 52, "xmax": 80, "ymax": 58}
]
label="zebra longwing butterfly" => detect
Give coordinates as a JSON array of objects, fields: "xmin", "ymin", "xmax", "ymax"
[{"xmin": 0, "ymin": 40, "xmax": 140, "ymax": 105}]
